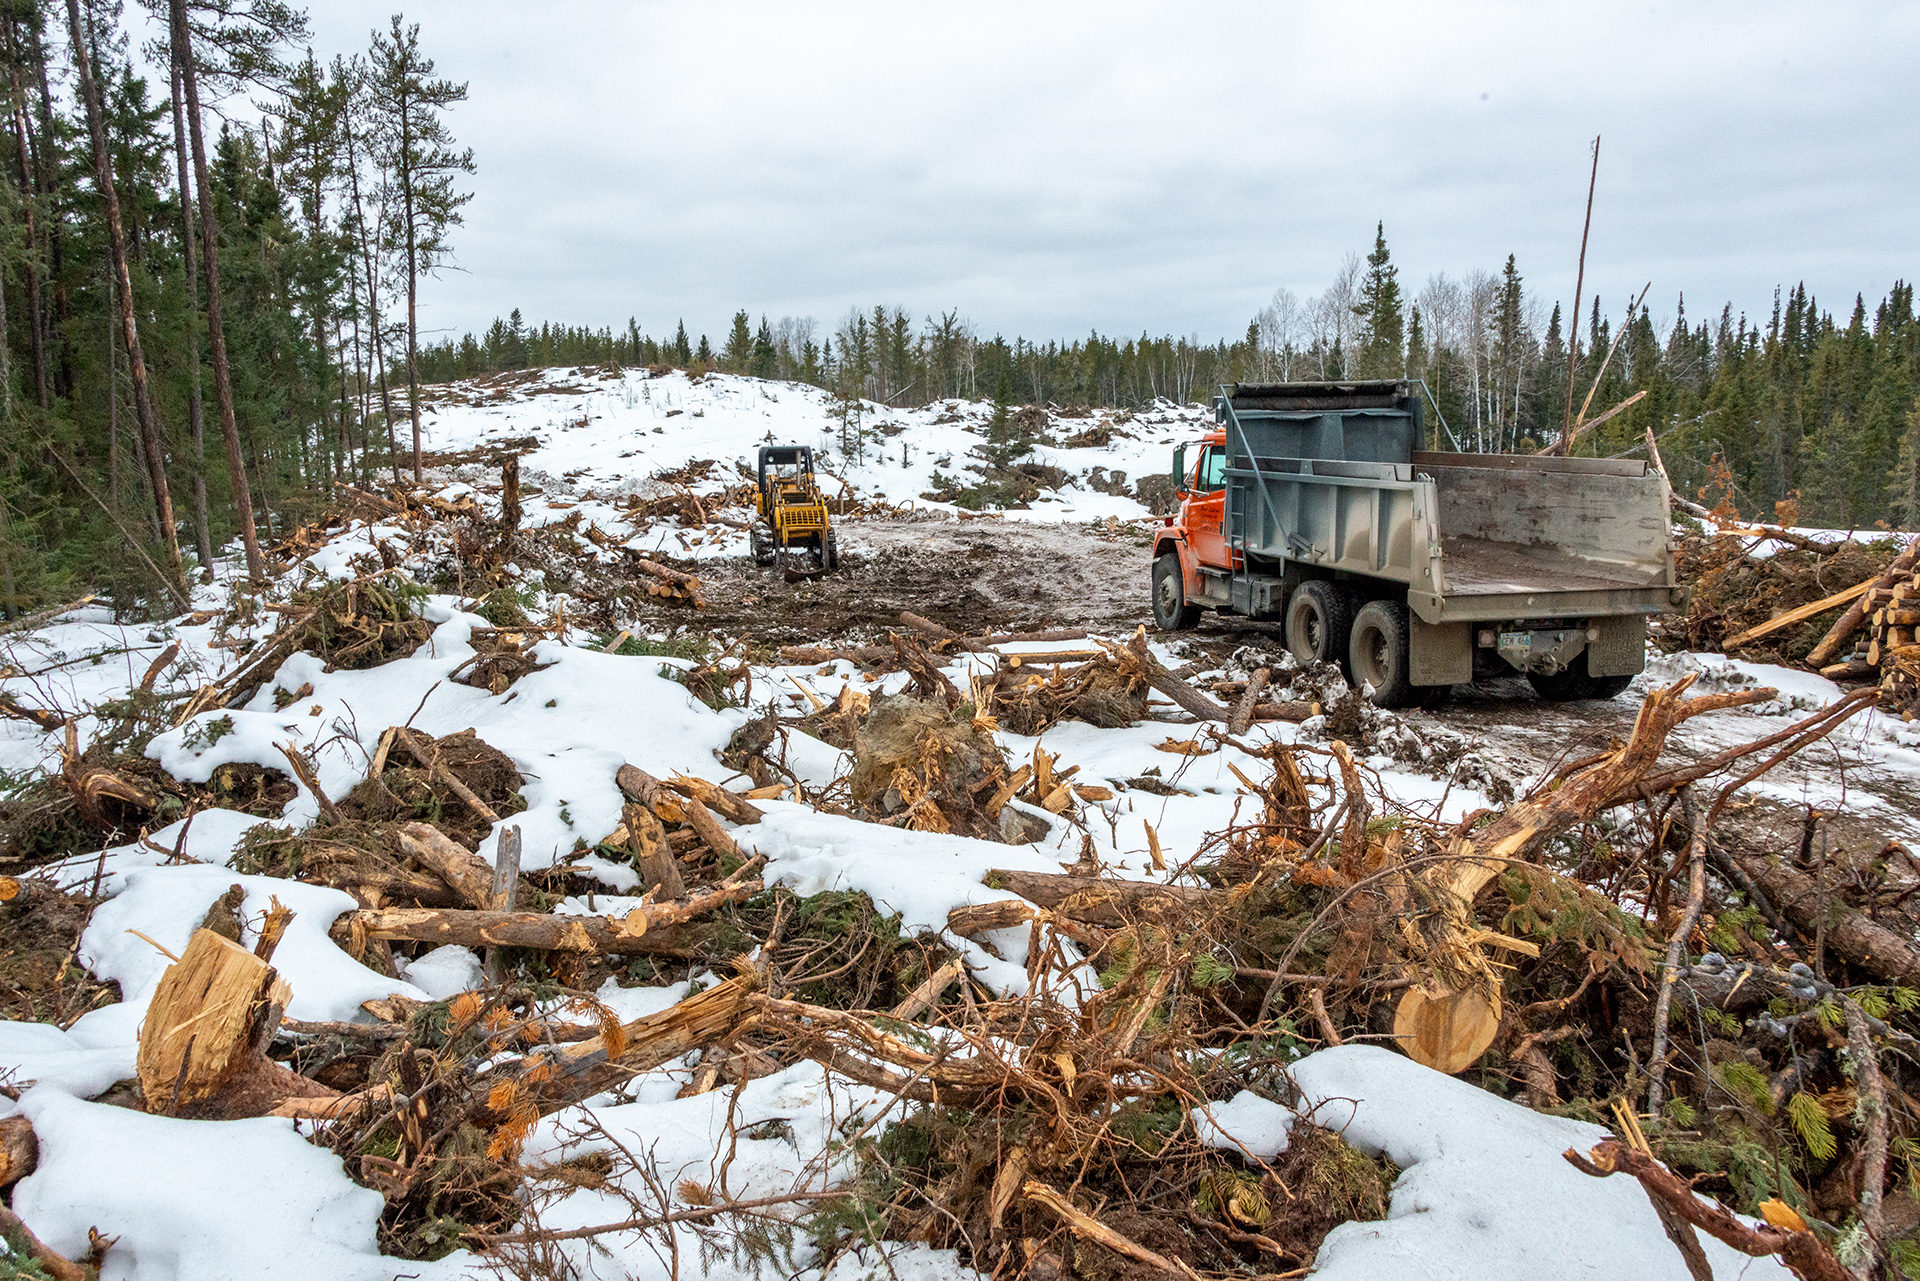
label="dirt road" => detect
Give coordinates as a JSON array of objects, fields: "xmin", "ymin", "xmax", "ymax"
[{"xmin": 689, "ymin": 516, "xmax": 1919, "ymax": 848}]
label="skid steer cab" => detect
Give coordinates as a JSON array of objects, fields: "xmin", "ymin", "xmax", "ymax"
[
  {"xmin": 1150, "ymin": 380, "xmax": 1683, "ymax": 709},
  {"xmin": 751, "ymin": 444, "xmax": 839, "ymax": 573}
]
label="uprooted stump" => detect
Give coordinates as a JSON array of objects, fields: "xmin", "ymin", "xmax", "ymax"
[{"xmin": 847, "ymin": 694, "xmax": 1037, "ymax": 842}]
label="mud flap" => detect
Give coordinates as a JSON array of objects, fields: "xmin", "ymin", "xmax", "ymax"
[
  {"xmin": 1409, "ymin": 616, "xmax": 1472, "ymax": 686},
  {"xmin": 1587, "ymin": 615, "xmax": 1646, "ymax": 677}
]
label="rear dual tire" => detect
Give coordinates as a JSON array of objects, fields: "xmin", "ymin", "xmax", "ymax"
[{"xmin": 1527, "ymin": 653, "xmax": 1634, "ymax": 702}]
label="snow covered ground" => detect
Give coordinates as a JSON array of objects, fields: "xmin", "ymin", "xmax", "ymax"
[{"xmin": 0, "ymin": 370, "xmax": 1893, "ymax": 1280}]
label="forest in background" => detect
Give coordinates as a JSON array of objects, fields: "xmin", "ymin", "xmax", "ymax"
[
  {"xmin": 0, "ymin": 0, "xmax": 1911, "ymax": 622},
  {"xmin": 0, "ymin": 0, "xmax": 470, "ymax": 616},
  {"xmin": 426, "ymin": 236, "xmax": 1919, "ymax": 540}
]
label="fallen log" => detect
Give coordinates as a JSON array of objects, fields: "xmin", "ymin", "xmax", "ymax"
[
  {"xmin": 666, "ymin": 773, "xmax": 765, "ymax": 824},
  {"xmin": 397, "ymin": 822, "xmax": 496, "ymax": 908},
  {"xmin": 1807, "ymin": 540, "xmax": 1920, "ymax": 667},
  {"xmin": 1726, "ymin": 848, "xmax": 1920, "ymax": 987},
  {"xmin": 336, "ymin": 878, "xmax": 758, "ymax": 956},
  {"xmin": 984, "ymin": 869, "xmax": 1218, "ymax": 928},
  {"xmin": 1228, "ymin": 666, "xmax": 1271, "ymax": 736},
  {"xmin": 1114, "ymin": 627, "xmax": 1233, "ymax": 722},
  {"xmin": 777, "ymin": 644, "xmax": 897, "ymax": 668},
  {"xmin": 680, "ymin": 796, "xmax": 740, "ymax": 859},
  {"xmin": 487, "ymin": 972, "xmax": 761, "ymax": 1113},
  {"xmin": 628, "ymin": 557, "xmax": 706, "ymax": 607},
  {"xmin": 623, "ymin": 802, "xmax": 686, "ymax": 898},
  {"xmin": 946, "ymin": 899, "xmax": 1037, "ymax": 936}
]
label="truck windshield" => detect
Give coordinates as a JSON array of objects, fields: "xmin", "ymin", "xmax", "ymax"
[{"xmin": 1197, "ymin": 447, "xmax": 1227, "ymax": 492}]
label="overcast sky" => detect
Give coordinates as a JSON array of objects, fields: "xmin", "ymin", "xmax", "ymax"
[{"xmin": 195, "ymin": 1, "xmax": 1919, "ymax": 347}]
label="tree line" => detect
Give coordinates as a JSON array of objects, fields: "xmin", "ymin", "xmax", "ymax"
[
  {"xmin": 430, "ymin": 228, "xmax": 1918, "ymax": 532},
  {"xmin": 0, "ymin": 0, "xmax": 473, "ymax": 616}
]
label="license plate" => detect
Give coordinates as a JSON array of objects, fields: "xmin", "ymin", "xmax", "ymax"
[{"xmin": 1499, "ymin": 631, "xmax": 1531, "ymax": 651}]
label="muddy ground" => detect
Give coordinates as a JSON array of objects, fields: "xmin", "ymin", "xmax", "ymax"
[{"xmin": 683, "ymin": 515, "xmax": 1920, "ymax": 853}]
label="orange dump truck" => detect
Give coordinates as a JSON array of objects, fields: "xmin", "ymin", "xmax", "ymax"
[{"xmin": 1151, "ymin": 380, "xmax": 1684, "ymax": 707}]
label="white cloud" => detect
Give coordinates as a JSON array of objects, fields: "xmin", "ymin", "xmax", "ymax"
[{"xmin": 285, "ymin": 0, "xmax": 1916, "ymax": 344}]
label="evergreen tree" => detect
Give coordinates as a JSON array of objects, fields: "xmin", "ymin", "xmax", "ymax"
[
  {"xmin": 1354, "ymin": 222, "xmax": 1403, "ymax": 378},
  {"xmin": 368, "ymin": 14, "xmax": 473, "ymax": 481},
  {"xmin": 721, "ymin": 309, "xmax": 751, "ymax": 371},
  {"xmin": 750, "ymin": 315, "xmax": 775, "ymax": 379}
]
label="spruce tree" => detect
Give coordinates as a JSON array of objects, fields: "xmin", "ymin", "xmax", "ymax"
[
  {"xmin": 1355, "ymin": 222, "xmax": 1403, "ymax": 378},
  {"xmin": 751, "ymin": 315, "xmax": 776, "ymax": 378},
  {"xmin": 721, "ymin": 309, "xmax": 752, "ymax": 371}
]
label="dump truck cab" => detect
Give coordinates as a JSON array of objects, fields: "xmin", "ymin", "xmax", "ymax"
[
  {"xmin": 751, "ymin": 444, "xmax": 838, "ymax": 571},
  {"xmin": 1152, "ymin": 381, "xmax": 1684, "ymax": 707}
]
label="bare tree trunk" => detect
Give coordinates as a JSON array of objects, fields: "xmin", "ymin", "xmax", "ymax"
[
  {"xmin": 25, "ymin": 18, "xmax": 71, "ymax": 402},
  {"xmin": 170, "ymin": 0, "xmax": 262, "ymax": 580},
  {"xmin": 401, "ymin": 101, "xmax": 423, "ymax": 483},
  {"xmin": 342, "ymin": 117, "xmax": 400, "ymax": 483},
  {"xmin": 66, "ymin": 0, "xmax": 186, "ymax": 596},
  {"xmin": 168, "ymin": 46, "xmax": 213, "ymax": 576},
  {"xmin": 3, "ymin": 28, "xmax": 46, "ymax": 411}
]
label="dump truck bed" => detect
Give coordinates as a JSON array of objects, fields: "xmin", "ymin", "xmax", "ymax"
[{"xmin": 1216, "ymin": 383, "xmax": 1682, "ymax": 624}]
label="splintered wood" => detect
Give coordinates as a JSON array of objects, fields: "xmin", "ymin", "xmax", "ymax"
[{"xmin": 137, "ymin": 928, "xmax": 292, "ymax": 1114}]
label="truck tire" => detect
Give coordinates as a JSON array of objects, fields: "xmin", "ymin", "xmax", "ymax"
[
  {"xmin": 1285, "ymin": 580, "xmax": 1351, "ymax": 670},
  {"xmin": 1527, "ymin": 652, "xmax": 1634, "ymax": 702},
  {"xmin": 1349, "ymin": 600, "xmax": 1415, "ymax": 708},
  {"xmin": 1152, "ymin": 554, "xmax": 1201, "ymax": 631}
]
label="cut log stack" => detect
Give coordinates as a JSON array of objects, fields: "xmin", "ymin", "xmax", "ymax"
[
  {"xmin": 1723, "ymin": 539, "xmax": 1920, "ymax": 718},
  {"xmin": 623, "ymin": 552, "xmax": 706, "ymax": 607}
]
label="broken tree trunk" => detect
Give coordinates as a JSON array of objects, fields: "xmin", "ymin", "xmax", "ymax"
[
  {"xmin": 487, "ymin": 971, "xmax": 760, "ymax": 1113},
  {"xmin": 397, "ymin": 821, "xmax": 496, "ymax": 908},
  {"xmin": 1228, "ymin": 666, "xmax": 1270, "ymax": 736},
  {"xmin": 623, "ymin": 801, "xmax": 686, "ymax": 898},
  {"xmin": 135, "ymin": 927, "xmax": 335, "ymax": 1118},
  {"xmin": 1114, "ymin": 626, "xmax": 1232, "ymax": 722},
  {"xmin": 1392, "ymin": 674, "xmax": 1774, "ymax": 1073},
  {"xmin": 336, "ymin": 877, "xmax": 757, "ymax": 956}
]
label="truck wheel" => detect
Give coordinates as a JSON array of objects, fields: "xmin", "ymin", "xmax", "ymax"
[
  {"xmin": 1152, "ymin": 554, "xmax": 1201, "ymax": 631},
  {"xmin": 824, "ymin": 528, "xmax": 840, "ymax": 571},
  {"xmin": 1527, "ymin": 653, "xmax": 1597, "ymax": 702},
  {"xmin": 1349, "ymin": 600, "xmax": 1415, "ymax": 708},
  {"xmin": 1285, "ymin": 580, "xmax": 1351, "ymax": 670},
  {"xmin": 1586, "ymin": 673, "xmax": 1634, "ymax": 699},
  {"xmin": 750, "ymin": 526, "xmax": 774, "ymax": 566}
]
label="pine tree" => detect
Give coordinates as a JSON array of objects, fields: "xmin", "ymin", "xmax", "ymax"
[
  {"xmin": 1354, "ymin": 222, "xmax": 1403, "ymax": 378},
  {"xmin": 368, "ymin": 14, "xmax": 473, "ymax": 482},
  {"xmin": 672, "ymin": 320, "xmax": 691, "ymax": 366}
]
